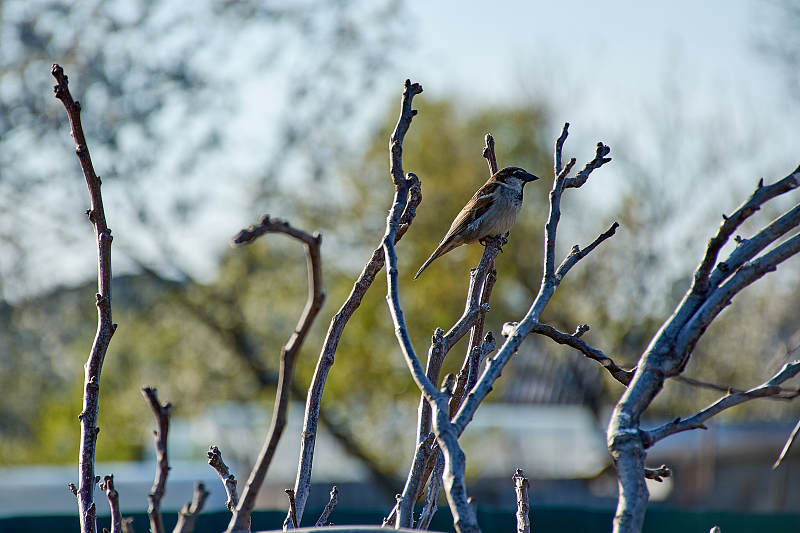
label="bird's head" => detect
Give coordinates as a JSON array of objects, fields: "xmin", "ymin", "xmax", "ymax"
[{"xmin": 494, "ymin": 166, "xmax": 540, "ymax": 191}]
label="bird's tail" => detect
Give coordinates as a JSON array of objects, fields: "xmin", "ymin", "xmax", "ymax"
[{"xmin": 414, "ymin": 244, "xmax": 449, "ymax": 280}]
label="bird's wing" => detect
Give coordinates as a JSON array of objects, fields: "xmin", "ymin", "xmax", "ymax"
[{"xmin": 442, "ymin": 180, "xmax": 502, "ymax": 242}]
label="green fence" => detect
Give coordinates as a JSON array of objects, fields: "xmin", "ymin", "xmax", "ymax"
[{"xmin": 3, "ymin": 506, "xmax": 799, "ymax": 532}]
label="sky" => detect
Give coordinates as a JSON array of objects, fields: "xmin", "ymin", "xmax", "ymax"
[
  {"xmin": 393, "ymin": 0, "xmax": 795, "ymax": 178},
  {"xmin": 4, "ymin": 0, "xmax": 799, "ymax": 298}
]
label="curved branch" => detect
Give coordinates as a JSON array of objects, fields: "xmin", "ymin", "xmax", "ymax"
[
  {"xmin": 227, "ymin": 215, "xmax": 325, "ymax": 533},
  {"xmin": 530, "ymin": 323, "xmax": 633, "ymax": 386}
]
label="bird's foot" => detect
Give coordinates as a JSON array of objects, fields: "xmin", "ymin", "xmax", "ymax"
[{"xmin": 480, "ymin": 233, "xmax": 509, "ymax": 250}]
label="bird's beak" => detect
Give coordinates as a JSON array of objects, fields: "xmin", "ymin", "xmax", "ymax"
[{"xmin": 523, "ymin": 172, "xmax": 539, "ymax": 183}]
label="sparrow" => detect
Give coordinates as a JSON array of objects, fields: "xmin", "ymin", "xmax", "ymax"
[{"xmin": 414, "ymin": 166, "xmax": 539, "ymax": 279}]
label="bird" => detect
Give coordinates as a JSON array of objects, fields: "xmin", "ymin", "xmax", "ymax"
[{"xmin": 414, "ymin": 166, "xmax": 539, "ymax": 279}]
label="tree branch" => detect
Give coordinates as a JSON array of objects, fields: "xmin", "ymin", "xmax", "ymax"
[
  {"xmin": 642, "ymin": 362, "xmax": 800, "ymax": 447},
  {"xmin": 143, "ymin": 387, "xmax": 171, "ymax": 533},
  {"xmin": 453, "ymin": 125, "xmax": 612, "ymax": 437},
  {"xmin": 482, "ymin": 133, "xmax": 498, "ymax": 175},
  {"xmin": 692, "ymin": 167, "xmax": 800, "ymax": 295},
  {"xmin": 52, "ymin": 63, "xmax": 117, "ymax": 533},
  {"xmin": 529, "ymin": 323, "xmax": 633, "ymax": 386},
  {"xmin": 172, "ymin": 483, "xmax": 210, "ymax": 533},
  {"xmin": 226, "ymin": 215, "xmax": 325, "ymax": 533},
  {"xmin": 98, "ymin": 475, "xmax": 121, "ymax": 533},
  {"xmin": 774, "ymin": 417, "xmax": 800, "ymax": 469},
  {"xmin": 314, "ymin": 486, "xmax": 339, "ymax": 526},
  {"xmin": 207, "ymin": 446, "xmax": 239, "ymax": 513},
  {"xmin": 285, "ymin": 85, "xmax": 423, "ymax": 529},
  {"xmin": 512, "ymin": 469, "xmax": 531, "ymax": 533}
]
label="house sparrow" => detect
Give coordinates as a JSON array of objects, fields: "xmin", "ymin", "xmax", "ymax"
[{"xmin": 414, "ymin": 166, "xmax": 539, "ymax": 279}]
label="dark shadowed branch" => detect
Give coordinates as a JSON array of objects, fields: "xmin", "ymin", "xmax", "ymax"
[
  {"xmin": 314, "ymin": 485, "xmax": 339, "ymax": 526},
  {"xmin": 226, "ymin": 215, "xmax": 325, "ymax": 533},
  {"xmin": 52, "ymin": 63, "xmax": 117, "ymax": 533},
  {"xmin": 98, "ymin": 475, "xmax": 121, "ymax": 533},
  {"xmin": 172, "ymin": 483, "xmax": 210, "ymax": 533},
  {"xmin": 142, "ymin": 387, "xmax": 171, "ymax": 533}
]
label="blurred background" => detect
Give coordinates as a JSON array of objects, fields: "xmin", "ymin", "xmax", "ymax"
[{"xmin": 1, "ymin": 0, "xmax": 800, "ymax": 528}]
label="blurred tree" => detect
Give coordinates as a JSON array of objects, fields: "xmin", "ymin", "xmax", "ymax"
[{"xmin": 0, "ymin": 0, "xmax": 403, "ymax": 298}]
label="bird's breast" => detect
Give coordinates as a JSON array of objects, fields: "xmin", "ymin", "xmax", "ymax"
[{"xmin": 474, "ymin": 193, "xmax": 521, "ymax": 238}]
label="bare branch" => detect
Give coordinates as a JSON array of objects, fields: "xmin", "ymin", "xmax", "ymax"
[
  {"xmin": 120, "ymin": 518, "xmax": 134, "ymax": 533},
  {"xmin": 774, "ymin": 417, "xmax": 800, "ymax": 469},
  {"xmin": 98, "ymin": 475, "xmax": 121, "ymax": 533},
  {"xmin": 530, "ymin": 323, "xmax": 633, "ymax": 386},
  {"xmin": 691, "ymin": 166, "xmax": 800, "ymax": 295},
  {"xmin": 453, "ymin": 127, "xmax": 612, "ymax": 437},
  {"xmin": 172, "ymin": 483, "xmax": 210, "ymax": 533},
  {"xmin": 52, "ymin": 63, "xmax": 117, "ymax": 533},
  {"xmin": 229, "ymin": 215, "xmax": 325, "ymax": 533},
  {"xmin": 483, "ymin": 133, "xmax": 498, "ymax": 175},
  {"xmin": 564, "ymin": 142, "xmax": 612, "ymax": 189},
  {"xmin": 643, "ymin": 465, "xmax": 671, "ymax": 483},
  {"xmin": 608, "ymin": 167, "xmax": 800, "ymax": 533},
  {"xmin": 285, "ymin": 489, "xmax": 298, "ymax": 528},
  {"xmin": 555, "ymin": 222, "xmax": 620, "ymax": 281},
  {"xmin": 674, "ymin": 374, "xmax": 797, "ymax": 399},
  {"xmin": 554, "ymin": 122, "xmax": 569, "ymax": 176},
  {"xmin": 390, "ymin": 79, "xmax": 424, "ymax": 186},
  {"xmin": 142, "ymin": 387, "xmax": 171, "ymax": 533},
  {"xmin": 512, "ymin": 469, "xmax": 531, "ymax": 533},
  {"xmin": 314, "ymin": 486, "xmax": 339, "ymax": 526},
  {"xmin": 675, "ymin": 232, "xmax": 800, "ymax": 361},
  {"xmin": 396, "ymin": 433, "xmax": 437, "ymax": 525},
  {"xmin": 417, "ymin": 453, "xmax": 445, "ymax": 530},
  {"xmin": 642, "ymin": 362, "xmax": 800, "ymax": 447},
  {"xmin": 286, "ymin": 80, "xmax": 424, "ymax": 528},
  {"xmin": 207, "ymin": 446, "xmax": 238, "ymax": 512},
  {"xmin": 415, "ymin": 235, "xmax": 502, "ymax": 447}
]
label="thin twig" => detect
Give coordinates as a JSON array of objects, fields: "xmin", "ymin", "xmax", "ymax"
[
  {"xmin": 120, "ymin": 518, "xmax": 134, "ymax": 533},
  {"xmin": 530, "ymin": 323, "xmax": 633, "ymax": 386},
  {"xmin": 285, "ymin": 489, "xmax": 298, "ymax": 529},
  {"xmin": 226, "ymin": 216, "xmax": 325, "ymax": 533},
  {"xmin": 483, "ymin": 133, "xmax": 499, "ymax": 174},
  {"xmin": 172, "ymin": 483, "xmax": 210, "ymax": 533},
  {"xmin": 52, "ymin": 63, "xmax": 117, "ymax": 533},
  {"xmin": 773, "ymin": 417, "xmax": 800, "ymax": 469},
  {"xmin": 287, "ymin": 165, "xmax": 422, "ymax": 528},
  {"xmin": 142, "ymin": 387, "xmax": 171, "ymax": 533},
  {"xmin": 314, "ymin": 486, "xmax": 339, "ymax": 526},
  {"xmin": 643, "ymin": 465, "xmax": 671, "ymax": 482},
  {"xmin": 512, "ymin": 469, "xmax": 530, "ymax": 533},
  {"xmin": 207, "ymin": 446, "xmax": 239, "ymax": 512},
  {"xmin": 417, "ymin": 453, "xmax": 444, "ymax": 530},
  {"xmin": 642, "ymin": 361, "xmax": 800, "ymax": 448},
  {"xmin": 98, "ymin": 475, "xmax": 121, "ymax": 533}
]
